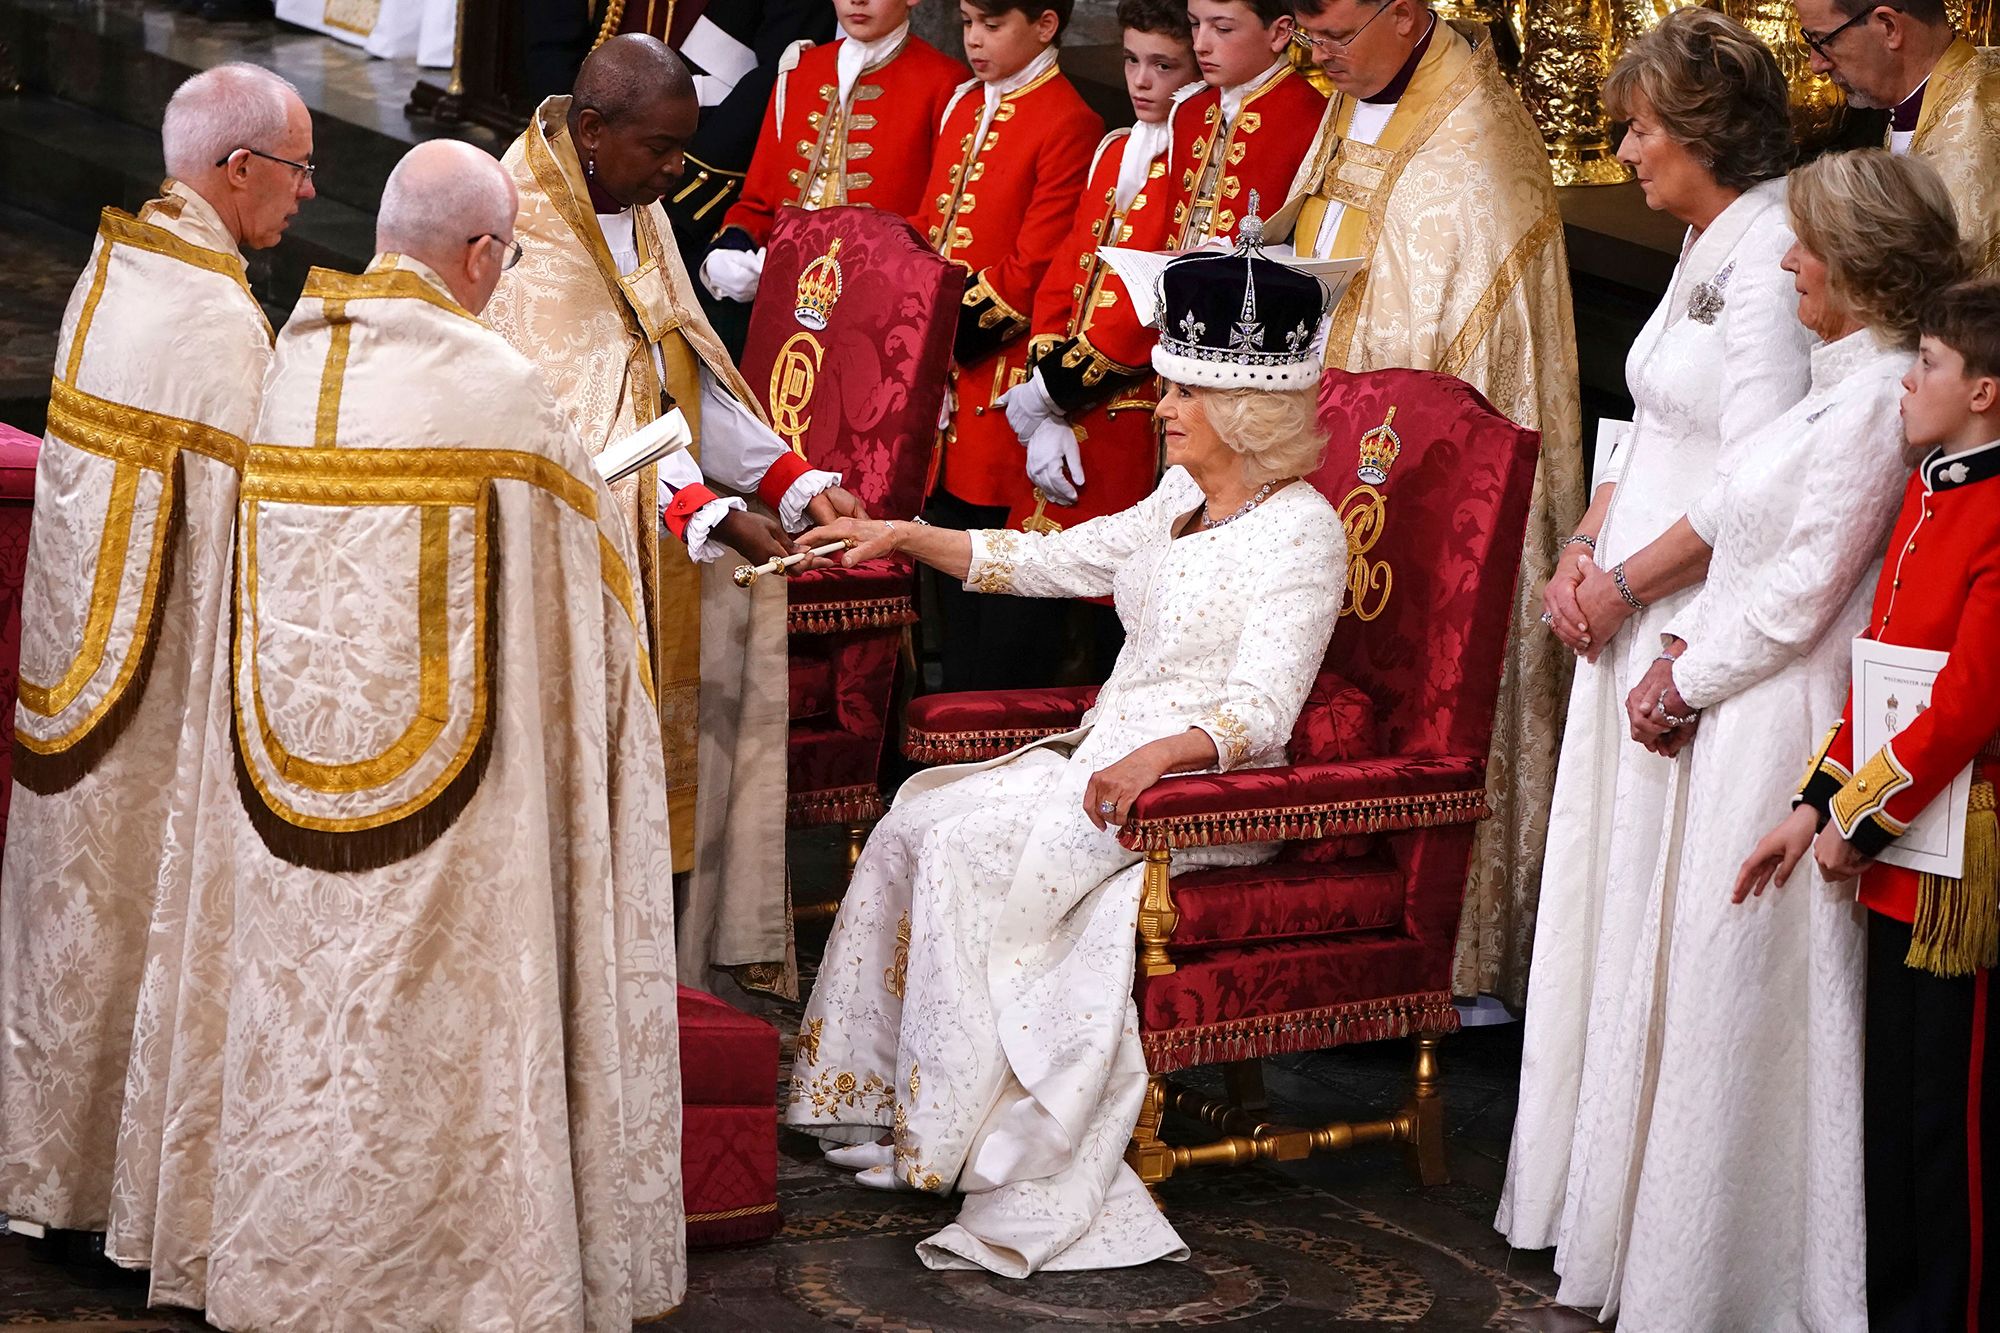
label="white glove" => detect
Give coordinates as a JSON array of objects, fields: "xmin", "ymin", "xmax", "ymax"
[
  {"xmin": 1026, "ymin": 417, "xmax": 1084, "ymax": 505},
  {"xmin": 700, "ymin": 246, "xmax": 766, "ymax": 303},
  {"xmin": 997, "ymin": 369, "xmax": 1057, "ymax": 444}
]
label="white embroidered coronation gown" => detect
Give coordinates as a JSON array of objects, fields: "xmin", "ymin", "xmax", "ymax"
[
  {"xmin": 1556, "ymin": 329, "xmax": 1913, "ymax": 1330},
  {"xmin": 788, "ymin": 468, "xmax": 1343, "ymax": 1275},
  {"xmin": 1498, "ymin": 181, "xmax": 1813, "ymax": 1249}
]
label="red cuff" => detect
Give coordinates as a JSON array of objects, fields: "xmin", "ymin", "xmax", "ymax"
[
  {"xmin": 755, "ymin": 449, "xmax": 815, "ymax": 512},
  {"xmin": 662, "ymin": 482, "xmax": 721, "ymax": 541}
]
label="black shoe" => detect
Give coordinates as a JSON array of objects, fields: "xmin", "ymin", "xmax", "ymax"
[{"xmin": 197, "ymin": 0, "xmax": 274, "ymax": 20}]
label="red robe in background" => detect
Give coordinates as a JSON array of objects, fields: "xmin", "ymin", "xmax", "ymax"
[{"xmin": 1165, "ymin": 62, "xmax": 1325, "ymax": 248}]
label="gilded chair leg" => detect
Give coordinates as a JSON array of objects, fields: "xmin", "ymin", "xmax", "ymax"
[
  {"xmin": 1126, "ymin": 1073, "xmax": 1175, "ymax": 1186},
  {"xmin": 1135, "ymin": 848, "xmax": 1177, "ymax": 977},
  {"xmin": 844, "ymin": 821, "xmax": 868, "ymax": 886},
  {"xmin": 1402, "ymin": 1032, "xmax": 1449, "ymax": 1186},
  {"xmin": 1223, "ymin": 1059, "xmax": 1267, "ymax": 1112}
]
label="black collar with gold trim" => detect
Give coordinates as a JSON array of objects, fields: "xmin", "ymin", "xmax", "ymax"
[{"xmin": 1923, "ymin": 437, "xmax": 2000, "ymax": 491}]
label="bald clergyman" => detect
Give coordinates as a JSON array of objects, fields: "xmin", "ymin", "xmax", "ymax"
[
  {"xmin": 488, "ymin": 35, "xmax": 867, "ymax": 1004},
  {"xmin": 134, "ymin": 140, "xmax": 686, "ymax": 1330},
  {"xmin": 0, "ymin": 61, "xmax": 314, "ymax": 1241}
]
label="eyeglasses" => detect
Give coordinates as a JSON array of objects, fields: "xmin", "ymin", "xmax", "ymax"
[
  {"xmin": 1290, "ymin": 1, "xmax": 1396, "ymax": 52},
  {"xmin": 1798, "ymin": 6, "xmax": 1878, "ymax": 59},
  {"xmin": 215, "ymin": 146, "xmax": 316, "ymax": 181},
  {"xmin": 470, "ymin": 234, "xmax": 524, "ymax": 270}
]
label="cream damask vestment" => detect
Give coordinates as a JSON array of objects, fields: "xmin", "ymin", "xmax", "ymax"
[
  {"xmin": 0, "ymin": 181, "xmax": 271, "ymax": 1231},
  {"xmin": 489, "ymin": 98, "xmax": 793, "ymax": 1000},
  {"xmin": 117, "ymin": 255, "xmax": 684, "ymax": 1331},
  {"xmin": 791, "ymin": 471, "xmax": 1343, "ymax": 1275},
  {"xmin": 1275, "ymin": 22, "xmax": 1584, "ymax": 1002},
  {"xmin": 1899, "ymin": 37, "xmax": 2000, "ymax": 276}
]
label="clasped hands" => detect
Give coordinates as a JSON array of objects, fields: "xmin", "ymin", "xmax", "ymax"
[
  {"xmin": 1541, "ymin": 547, "xmax": 1633, "ymax": 664},
  {"xmin": 1623, "ymin": 645, "xmax": 1698, "ymax": 758},
  {"xmin": 997, "ymin": 373, "xmax": 1085, "ymax": 505}
]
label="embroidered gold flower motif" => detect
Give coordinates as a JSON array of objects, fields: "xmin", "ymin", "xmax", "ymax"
[
  {"xmin": 884, "ymin": 912, "xmax": 911, "ymax": 997},
  {"xmin": 970, "ymin": 530, "xmax": 1021, "ymax": 593},
  {"xmin": 1207, "ymin": 706, "xmax": 1251, "ymax": 767},
  {"xmin": 791, "ymin": 1067, "xmax": 893, "ymax": 1118}
]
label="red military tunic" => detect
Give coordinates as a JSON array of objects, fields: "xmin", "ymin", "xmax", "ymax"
[
  {"xmin": 718, "ymin": 30, "xmax": 967, "ymax": 247},
  {"xmin": 1797, "ymin": 439, "xmax": 2000, "ymax": 926},
  {"xmin": 915, "ymin": 54, "xmax": 1102, "ymax": 510},
  {"xmin": 1165, "ymin": 62, "xmax": 1326, "ymax": 248},
  {"xmin": 1006, "ymin": 126, "xmax": 1173, "ymax": 533}
]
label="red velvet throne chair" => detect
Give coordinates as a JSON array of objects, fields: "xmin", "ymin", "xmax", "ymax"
[
  {"xmin": 901, "ymin": 368, "xmax": 1541, "ymax": 1184},
  {"xmin": 738, "ymin": 206, "xmax": 958, "ymax": 862}
]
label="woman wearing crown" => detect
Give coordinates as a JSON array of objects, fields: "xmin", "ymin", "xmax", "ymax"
[{"xmin": 786, "ymin": 237, "xmax": 1345, "ymax": 1275}]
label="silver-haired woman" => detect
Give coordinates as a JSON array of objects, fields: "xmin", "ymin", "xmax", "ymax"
[
  {"xmin": 1549, "ymin": 150, "xmax": 1967, "ymax": 1332},
  {"xmin": 785, "ymin": 246, "xmax": 1343, "ymax": 1277}
]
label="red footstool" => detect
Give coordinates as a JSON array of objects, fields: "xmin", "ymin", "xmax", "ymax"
[
  {"xmin": 0, "ymin": 424, "xmax": 39, "ymax": 849},
  {"xmin": 677, "ymin": 985, "xmax": 781, "ymax": 1247}
]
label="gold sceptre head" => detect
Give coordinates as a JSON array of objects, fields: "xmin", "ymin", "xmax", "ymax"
[{"xmin": 732, "ymin": 539, "xmax": 854, "ymax": 588}]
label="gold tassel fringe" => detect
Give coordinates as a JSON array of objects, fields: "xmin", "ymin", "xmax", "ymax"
[{"xmin": 1907, "ymin": 778, "xmax": 1999, "ymax": 977}]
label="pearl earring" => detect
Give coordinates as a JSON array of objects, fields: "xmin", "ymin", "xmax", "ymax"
[{"xmin": 586, "ymin": 154, "xmax": 596, "ymax": 178}]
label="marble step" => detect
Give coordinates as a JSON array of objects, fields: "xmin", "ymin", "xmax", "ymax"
[
  {"xmin": 0, "ymin": 0, "xmax": 502, "ymax": 215},
  {"xmin": 0, "ymin": 93, "xmax": 377, "ymax": 318}
]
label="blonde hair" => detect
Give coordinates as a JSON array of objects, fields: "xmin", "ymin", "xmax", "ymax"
[
  {"xmin": 1196, "ymin": 385, "xmax": 1328, "ymax": 483},
  {"xmin": 1789, "ymin": 149, "xmax": 1968, "ymax": 348},
  {"xmin": 1601, "ymin": 8, "xmax": 1793, "ymax": 191}
]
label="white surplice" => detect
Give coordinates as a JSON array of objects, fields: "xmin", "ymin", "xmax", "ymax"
[
  {"xmin": 1554, "ymin": 329, "xmax": 1912, "ymax": 1331},
  {"xmin": 1497, "ymin": 180, "xmax": 1814, "ymax": 1248},
  {"xmin": 788, "ymin": 469, "xmax": 1344, "ymax": 1275}
]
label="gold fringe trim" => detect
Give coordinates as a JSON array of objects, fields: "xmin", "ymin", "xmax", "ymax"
[
  {"xmin": 785, "ymin": 595, "xmax": 916, "ymax": 636},
  {"xmin": 686, "ymin": 1201, "xmax": 778, "ymax": 1224},
  {"xmin": 904, "ymin": 724, "xmax": 1073, "ymax": 765},
  {"xmin": 1141, "ymin": 990, "xmax": 1459, "ymax": 1073},
  {"xmin": 1908, "ymin": 778, "xmax": 1999, "ymax": 977},
  {"xmin": 12, "ymin": 456, "xmax": 183, "ymax": 794},
  {"xmin": 787, "ymin": 783, "xmax": 884, "ymax": 828},
  {"xmin": 232, "ymin": 491, "xmax": 500, "ymax": 872},
  {"xmin": 1125, "ymin": 787, "xmax": 1490, "ymax": 852}
]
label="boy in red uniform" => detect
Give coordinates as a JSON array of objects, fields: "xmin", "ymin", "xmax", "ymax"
[
  {"xmin": 1738, "ymin": 279, "xmax": 2000, "ymax": 1333},
  {"xmin": 1000, "ymin": 0, "xmax": 1196, "ymax": 535},
  {"xmin": 915, "ymin": 0, "xmax": 1102, "ymax": 688},
  {"xmin": 1167, "ymin": 0, "xmax": 1325, "ymax": 249},
  {"xmin": 699, "ymin": 0, "xmax": 967, "ymax": 309}
]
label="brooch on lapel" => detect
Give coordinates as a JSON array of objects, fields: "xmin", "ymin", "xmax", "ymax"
[{"xmin": 1687, "ymin": 260, "xmax": 1736, "ymax": 326}]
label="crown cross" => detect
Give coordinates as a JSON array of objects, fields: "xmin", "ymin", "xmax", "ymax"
[{"xmin": 1228, "ymin": 246, "xmax": 1263, "ymax": 350}]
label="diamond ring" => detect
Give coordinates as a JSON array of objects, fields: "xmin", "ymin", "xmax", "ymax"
[
  {"xmin": 1539, "ymin": 611, "xmax": 1554, "ymax": 627},
  {"xmin": 1097, "ymin": 799, "xmax": 1116, "ymax": 816}
]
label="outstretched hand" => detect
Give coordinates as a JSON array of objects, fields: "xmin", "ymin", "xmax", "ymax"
[
  {"xmin": 796, "ymin": 517, "xmax": 898, "ymax": 568},
  {"xmin": 1082, "ymin": 742, "xmax": 1173, "ymax": 831},
  {"xmin": 805, "ymin": 485, "xmax": 870, "ymax": 529},
  {"xmin": 714, "ymin": 509, "xmax": 792, "ymax": 564},
  {"xmin": 1732, "ymin": 805, "xmax": 1817, "ymax": 903}
]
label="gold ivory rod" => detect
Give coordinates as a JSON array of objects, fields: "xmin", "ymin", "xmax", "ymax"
[{"xmin": 732, "ymin": 539, "xmax": 852, "ymax": 588}]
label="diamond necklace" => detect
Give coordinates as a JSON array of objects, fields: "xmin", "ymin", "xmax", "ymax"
[{"xmin": 1199, "ymin": 478, "xmax": 1287, "ymax": 531}]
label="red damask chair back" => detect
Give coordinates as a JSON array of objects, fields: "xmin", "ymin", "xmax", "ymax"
[
  {"xmin": 1310, "ymin": 368, "xmax": 1541, "ymax": 763},
  {"xmin": 746, "ymin": 207, "xmax": 958, "ymax": 841},
  {"xmin": 0, "ymin": 423, "xmax": 40, "ymax": 847},
  {"xmin": 741, "ymin": 205, "xmax": 959, "ymax": 521}
]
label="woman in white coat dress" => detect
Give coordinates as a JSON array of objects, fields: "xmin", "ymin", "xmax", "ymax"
[
  {"xmin": 1548, "ymin": 152, "xmax": 1967, "ymax": 1331},
  {"xmin": 787, "ymin": 242, "xmax": 1343, "ymax": 1276},
  {"xmin": 1500, "ymin": 6, "xmax": 1814, "ymax": 1252}
]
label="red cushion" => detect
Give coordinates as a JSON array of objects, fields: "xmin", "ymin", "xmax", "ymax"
[
  {"xmin": 786, "ymin": 556, "xmax": 914, "ymax": 608},
  {"xmin": 1169, "ymin": 848, "xmax": 1403, "ymax": 950},
  {"xmin": 678, "ymin": 985, "xmax": 778, "ymax": 1108},
  {"xmin": 1287, "ymin": 668, "xmax": 1377, "ymax": 763},
  {"xmin": 789, "ymin": 722, "xmax": 880, "ymax": 803}
]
